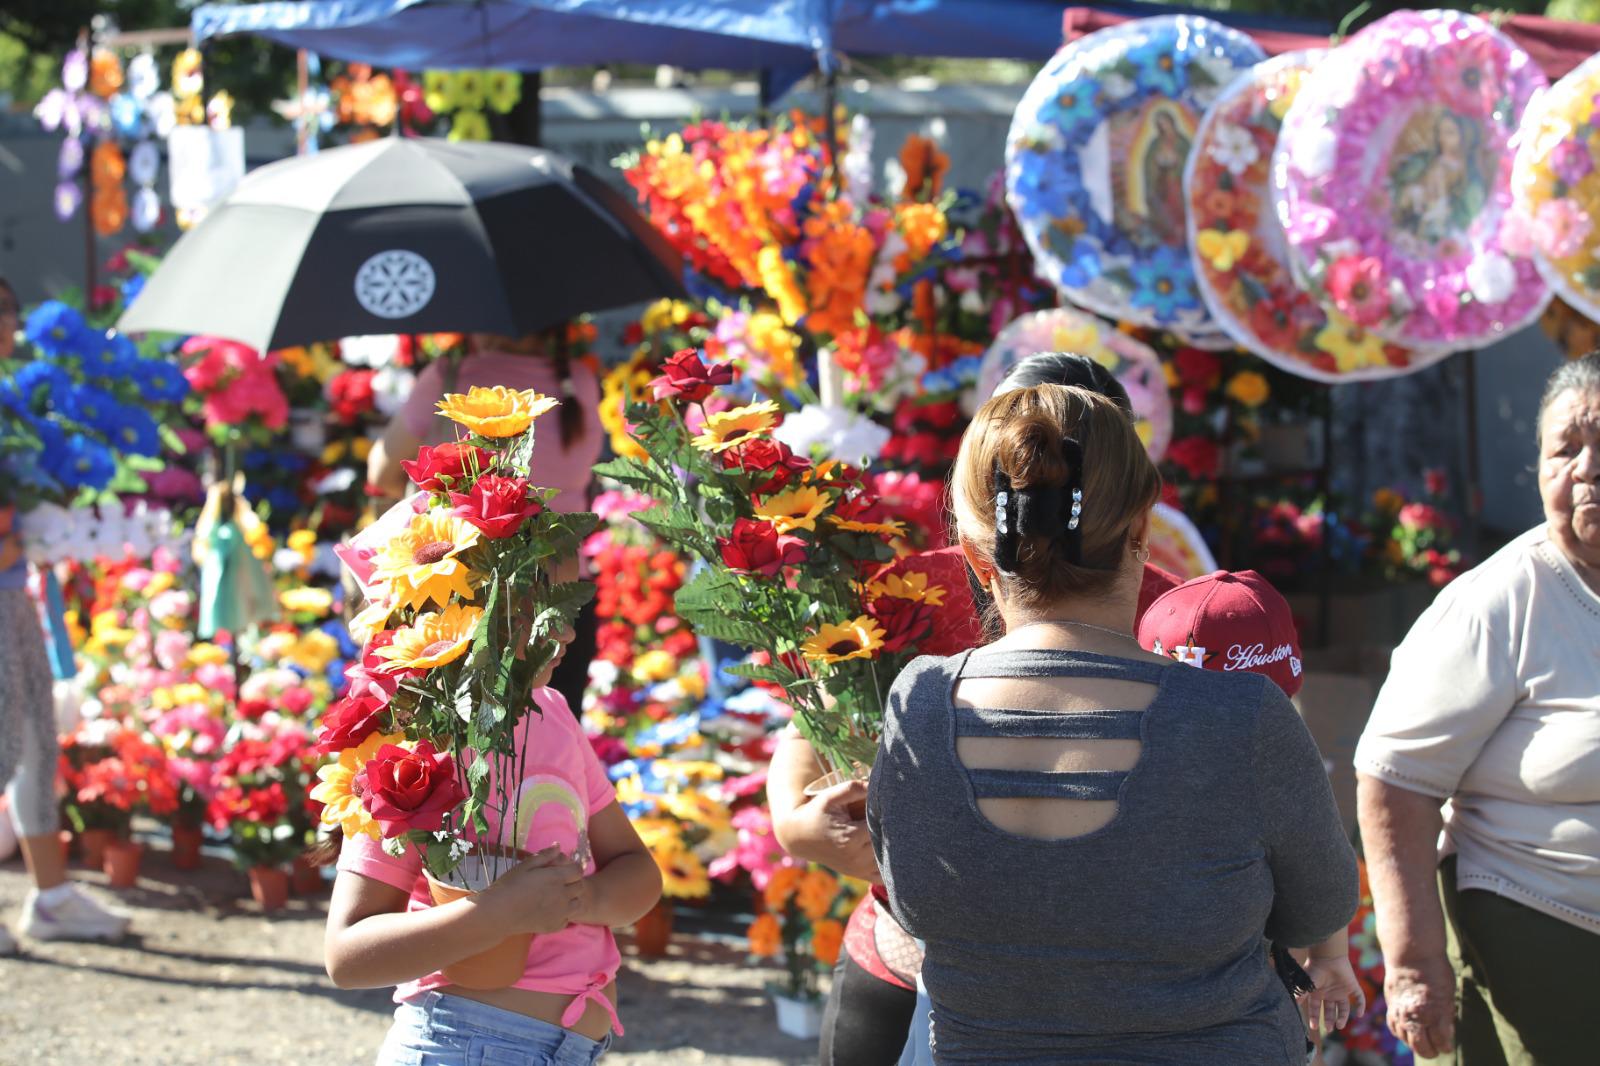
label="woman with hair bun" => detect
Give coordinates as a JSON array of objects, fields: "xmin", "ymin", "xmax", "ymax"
[{"xmin": 868, "ymin": 382, "xmax": 1357, "ymax": 1063}]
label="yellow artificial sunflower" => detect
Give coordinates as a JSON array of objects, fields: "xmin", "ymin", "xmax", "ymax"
[
  {"xmin": 1224, "ymin": 371, "xmax": 1270, "ymax": 409},
  {"xmin": 865, "ymin": 571, "xmax": 946, "ymax": 606},
  {"xmin": 753, "ymin": 485, "xmax": 830, "ymax": 533},
  {"xmin": 436, "ymin": 385, "xmax": 559, "ymax": 438},
  {"xmin": 448, "ymin": 109, "xmax": 490, "ymax": 142},
  {"xmin": 652, "ymin": 759, "xmax": 723, "ymax": 783},
  {"xmin": 800, "ymin": 616, "xmax": 886, "ymax": 664},
  {"xmin": 348, "ymin": 598, "xmax": 396, "ymax": 646},
  {"xmin": 375, "ymin": 603, "xmax": 483, "ymax": 672},
  {"xmin": 286, "ymin": 630, "xmax": 340, "ymax": 675},
  {"xmin": 188, "ymin": 642, "xmax": 229, "ymax": 667},
  {"xmin": 691, "ymin": 400, "xmax": 781, "ymax": 453},
  {"xmin": 351, "ymin": 437, "xmax": 374, "ymax": 462},
  {"xmin": 287, "ymin": 528, "xmax": 319, "ymax": 563},
  {"xmin": 658, "ymin": 847, "xmax": 712, "ymax": 899},
  {"xmin": 423, "ymin": 69, "xmax": 456, "ymax": 112},
  {"xmin": 632, "ymin": 649, "xmax": 678, "ymax": 684},
  {"xmin": 630, "ymin": 816, "xmax": 682, "ymax": 854},
  {"xmin": 371, "ymin": 511, "xmax": 481, "ymax": 612},
  {"xmin": 831, "ymin": 516, "xmax": 907, "ymax": 538},
  {"xmin": 661, "ymin": 791, "xmax": 732, "ymax": 832},
  {"xmin": 1315, "ymin": 316, "xmax": 1389, "ymax": 373},
  {"xmin": 311, "ymin": 731, "xmax": 405, "ymax": 840},
  {"xmin": 484, "ymin": 70, "xmax": 523, "ymax": 113},
  {"xmin": 280, "ymin": 586, "xmax": 335, "ymax": 617}
]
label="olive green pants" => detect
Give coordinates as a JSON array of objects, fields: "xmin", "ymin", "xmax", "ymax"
[{"xmin": 1415, "ymin": 856, "xmax": 1599, "ymax": 1066}]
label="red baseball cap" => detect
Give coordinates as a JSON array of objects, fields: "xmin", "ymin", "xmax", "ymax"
[{"xmin": 1135, "ymin": 570, "xmax": 1304, "ymax": 697}]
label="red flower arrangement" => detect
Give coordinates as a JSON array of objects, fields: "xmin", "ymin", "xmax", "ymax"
[
  {"xmin": 207, "ymin": 732, "xmax": 319, "ymax": 869},
  {"xmin": 400, "ymin": 441, "xmax": 493, "ymax": 493}
]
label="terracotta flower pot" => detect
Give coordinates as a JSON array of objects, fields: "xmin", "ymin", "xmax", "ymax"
[
  {"xmin": 248, "ymin": 865, "xmax": 290, "ymax": 912},
  {"xmin": 79, "ymin": 828, "xmax": 116, "ymax": 870},
  {"xmin": 170, "ymin": 824, "xmax": 204, "ymax": 871},
  {"xmin": 291, "ymin": 854, "xmax": 325, "ymax": 896},
  {"xmin": 632, "ymin": 899, "xmax": 675, "ymax": 958},
  {"xmin": 424, "ymin": 846, "xmax": 533, "ymax": 990},
  {"xmin": 103, "ymin": 839, "xmax": 143, "ymax": 889}
]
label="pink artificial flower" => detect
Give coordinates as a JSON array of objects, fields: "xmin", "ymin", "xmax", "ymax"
[
  {"xmin": 1325, "ymin": 255, "xmax": 1390, "ymax": 327},
  {"xmin": 1533, "ymin": 198, "xmax": 1592, "ymax": 260}
]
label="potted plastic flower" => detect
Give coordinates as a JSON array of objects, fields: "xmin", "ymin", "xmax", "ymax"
[
  {"xmin": 310, "ymin": 385, "xmax": 596, "ymax": 988},
  {"xmin": 747, "ymin": 865, "xmax": 853, "ymax": 1038},
  {"xmin": 207, "ymin": 729, "xmax": 318, "ymax": 910}
]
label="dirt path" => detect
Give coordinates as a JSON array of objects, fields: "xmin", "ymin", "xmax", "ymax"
[{"xmin": 0, "ymin": 853, "xmax": 816, "ymax": 1066}]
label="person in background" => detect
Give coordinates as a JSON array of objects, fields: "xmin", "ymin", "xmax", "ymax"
[
  {"xmin": 1139, "ymin": 569, "xmax": 1366, "ymax": 1044},
  {"xmin": 368, "ymin": 328, "xmax": 603, "ymax": 716},
  {"xmin": 1355, "ymin": 352, "xmax": 1600, "ymax": 1066},
  {"xmin": 769, "ymin": 353, "xmax": 1180, "ymax": 1066},
  {"xmin": 0, "ymin": 276, "xmax": 131, "ymax": 953},
  {"xmin": 870, "ymin": 381, "xmax": 1356, "ymax": 1062}
]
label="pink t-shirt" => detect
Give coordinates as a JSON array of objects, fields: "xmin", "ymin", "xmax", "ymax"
[
  {"xmin": 400, "ymin": 352, "xmax": 603, "ymax": 513},
  {"xmin": 337, "ymin": 687, "xmax": 623, "ymax": 1031}
]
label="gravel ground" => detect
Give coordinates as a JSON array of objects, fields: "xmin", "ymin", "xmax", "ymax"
[{"xmin": 0, "ymin": 850, "xmax": 816, "ymax": 1066}]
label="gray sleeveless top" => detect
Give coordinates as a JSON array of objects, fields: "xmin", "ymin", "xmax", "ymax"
[{"xmin": 867, "ymin": 648, "xmax": 1358, "ymax": 1065}]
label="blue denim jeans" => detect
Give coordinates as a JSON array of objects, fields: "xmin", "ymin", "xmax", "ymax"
[{"xmin": 377, "ymin": 992, "xmax": 611, "ymax": 1066}]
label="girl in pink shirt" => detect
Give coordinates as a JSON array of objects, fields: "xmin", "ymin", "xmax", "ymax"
[{"xmin": 323, "ymin": 627, "xmax": 661, "ymax": 1065}]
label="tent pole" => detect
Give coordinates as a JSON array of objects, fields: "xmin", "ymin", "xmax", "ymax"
[
  {"xmin": 757, "ymin": 68, "xmax": 772, "ymax": 124},
  {"xmin": 822, "ymin": 66, "xmax": 839, "ymax": 179},
  {"xmin": 1461, "ymin": 351, "xmax": 1483, "ymax": 561},
  {"xmin": 500, "ymin": 70, "xmax": 543, "ymax": 147},
  {"xmin": 80, "ymin": 26, "xmax": 97, "ymax": 300}
]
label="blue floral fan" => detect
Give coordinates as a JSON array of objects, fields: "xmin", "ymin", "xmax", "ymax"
[{"xmin": 1006, "ymin": 15, "xmax": 1265, "ymax": 340}]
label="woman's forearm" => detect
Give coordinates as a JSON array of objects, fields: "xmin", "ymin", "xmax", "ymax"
[
  {"xmin": 575, "ymin": 850, "xmax": 662, "ymax": 928},
  {"xmin": 1356, "ymin": 774, "xmax": 1448, "ymax": 964},
  {"xmin": 326, "ymin": 894, "xmax": 506, "ymax": 989}
]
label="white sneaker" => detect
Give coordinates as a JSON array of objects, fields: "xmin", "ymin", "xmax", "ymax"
[
  {"xmin": 19, "ymin": 885, "xmax": 131, "ymax": 942},
  {"xmin": 0, "ymin": 922, "xmax": 15, "ymax": 955}
]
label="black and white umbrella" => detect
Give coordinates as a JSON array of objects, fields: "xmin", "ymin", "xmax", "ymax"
[{"xmin": 120, "ymin": 138, "xmax": 684, "ymax": 351}]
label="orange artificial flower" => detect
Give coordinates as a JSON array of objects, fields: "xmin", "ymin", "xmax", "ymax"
[
  {"xmin": 796, "ymin": 868, "xmax": 839, "ymax": 921},
  {"xmin": 899, "ymin": 134, "xmax": 949, "ymax": 201},
  {"xmin": 91, "ymin": 142, "xmax": 126, "ymax": 190},
  {"xmin": 811, "ymin": 918, "xmax": 845, "ymax": 967},
  {"xmin": 764, "ymin": 865, "xmax": 805, "ymax": 911},
  {"xmin": 748, "ymin": 912, "xmax": 782, "ymax": 957}
]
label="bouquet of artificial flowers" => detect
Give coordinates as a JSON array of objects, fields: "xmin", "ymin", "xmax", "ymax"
[{"xmin": 312, "ymin": 386, "xmax": 595, "ymax": 881}]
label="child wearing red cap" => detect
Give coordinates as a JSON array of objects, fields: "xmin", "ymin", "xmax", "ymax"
[{"xmin": 1138, "ymin": 570, "xmax": 1364, "ymax": 1045}]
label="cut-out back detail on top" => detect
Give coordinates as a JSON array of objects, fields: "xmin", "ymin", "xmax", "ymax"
[{"xmin": 952, "ymin": 649, "xmax": 1168, "ymax": 842}]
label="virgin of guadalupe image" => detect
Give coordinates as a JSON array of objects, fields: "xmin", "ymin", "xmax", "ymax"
[
  {"xmin": 1388, "ymin": 109, "xmax": 1490, "ymax": 245},
  {"xmin": 1110, "ymin": 100, "xmax": 1194, "ymax": 249}
]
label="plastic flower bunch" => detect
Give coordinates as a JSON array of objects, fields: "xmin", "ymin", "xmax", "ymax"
[
  {"xmin": 0, "ymin": 301, "xmax": 189, "ymax": 507},
  {"xmin": 1370, "ymin": 473, "xmax": 1464, "ymax": 587},
  {"xmin": 206, "ymin": 729, "xmax": 320, "ymax": 869},
  {"xmin": 59, "ymin": 720, "xmax": 179, "ymax": 836},
  {"xmin": 747, "ymin": 864, "xmax": 857, "ymax": 1001},
  {"xmin": 615, "ymin": 758, "xmax": 733, "ymax": 901},
  {"xmin": 179, "ymin": 335, "xmax": 290, "ymax": 444},
  {"xmin": 599, "ymin": 348, "xmax": 953, "ymax": 772},
  {"xmin": 309, "ymin": 385, "xmax": 597, "ymax": 879}
]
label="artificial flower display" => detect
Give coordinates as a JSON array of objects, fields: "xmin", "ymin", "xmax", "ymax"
[{"xmin": 314, "ymin": 385, "xmax": 596, "ymax": 880}]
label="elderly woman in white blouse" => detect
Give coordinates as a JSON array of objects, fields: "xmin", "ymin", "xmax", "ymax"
[{"xmin": 1355, "ymin": 352, "xmax": 1599, "ymax": 1066}]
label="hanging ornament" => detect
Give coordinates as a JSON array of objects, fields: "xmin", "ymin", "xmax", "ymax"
[
  {"xmin": 127, "ymin": 53, "xmax": 159, "ymax": 100},
  {"xmin": 207, "ymin": 91, "xmax": 235, "ymax": 130},
  {"xmin": 484, "ymin": 70, "xmax": 522, "ymax": 114},
  {"xmin": 92, "ymin": 185, "xmax": 128, "ymax": 237},
  {"xmin": 1006, "ymin": 16, "xmax": 1265, "ymax": 343},
  {"xmin": 1275, "ymin": 10, "xmax": 1549, "ymax": 349},
  {"xmin": 172, "ymin": 49, "xmax": 206, "ymax": 126},
  {"xmin": 57, "ymin": 137, "xmax": 84, "ymax": 180},
  {"xmin": 448, "ymin": 110, "xmax": 491, "ymax": 142},
  {"xmin": 110, "ymin": 93, "xmax": 144, "ymax": 138},
  {"xmin": 127, "ymin": 140, "xmax": 160, "ymax": 186},
  {"xmin": 89, "ymin": 49, "xmax": 124, "ymax": 99},
  {"xmin": 91, "ymin": 141, "xmax": 126, "ymax": 190},
  {"xmin": 147, "ymin": 92, "xmax": 177, "ymax": 138},
  {"xmin": 54, "ymin": 182, "xmax": 83, "ymax": 223},
  {"xmin": 131, "ymin": 186, "xmax": 161, "ymax": 233}
]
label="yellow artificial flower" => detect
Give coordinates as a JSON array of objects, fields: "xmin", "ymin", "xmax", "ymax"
[
  {"xmin": 652, "ymin": 759, "xmax": 724, "ymax": 783},
  {"xmin": 679, "ymin": 669, "xmax": 707, "ymax": 701},
  {"xmin": 753, "ymin": 485, "xmax": 830, "ymax": 533},
  {"xmin": 349, "ymin": 598, "xmax": 395, "ymax": 646},
  {"xmin": 640, "ymin": 299, "xmax": 694, "ymax": 335},
  {"xmin": 661, "ymin": 791, "xmax": 732, "ymax": 831},
  {"xmin": 658, "ymin": 847, "xmax": 712, "ymax": 899},
  {"xmin": 423, "ymin": 69, "xmax": 456, "ymax": 112},
  {"xmin": 484, "ymin": 69, "xmax": 522, "ymax": 113},
  {"xmin": 630, "ymin": 815, "xmax": 682, "ymax": 852},
  {"xmin": 615, "ymin": 774, "xmax": 648, "ymax": 809},
  {"xmin": 287, "ymin": 630, "xmax": 340, "ymax": 675},
  {"xmin": 311, "ymin": 731, "xmax": 404, "ymax": 840},
  {"xmin": 287, "ymin": 529, "xmax": 318, "ymax": 563},
  {"xmin": 376, "ymin": 603, "xmax": 483, "ymax": 672},
  {"xmin": 144, "ymin": 572, "xmax": 175, "ymax": 597},
  {"xmin": 1196, "ymin": 229, "xmax": 1251, "ymax": 272},
  {"xmin": 437, "ymin": 385, "xmax": 558, "ymax": 437},
  {"xmin": 321, "ymin": 441, "xmax": 348, "ymax": 466},
  {"xmin": 801, "ymin": 616, "xmax": 886, "ymax": 664},
  {"xmin": 831, "ymin": 517, "xmax": 907, "ymax": 538},
  {"xmin": 278, "ymin": 347, "xmax": 315, "ymax": 378},
  {"xmin": 448, "ymin": 108, "xmax": 490, "ymax": 142},
  {"xmin": 352, "ymin": 437, "xmax": 374, "ymax": 462},
  {"xmin": 454, "ymin": 70, "xmax": 486, "ymax": 110},
  {"xmin": 757, "ymin": 245, "xmax": 808, "ymax": 324},
  {"xmin": 371, "ymin": 511, "xmax": 481, "ymax": 612},
  {"xmin": 188, "ymin": 642, "xmax": 229, "ymax": 667},
  {"xmin": 1315, "ymin": 316, "xmax": 1389, "ymax": 373},
  {"xmin": 1224, "ymin": 371, "xmax": 1270, "ymax": 409},
  {"xmin": 280, "ymin": 586, "xmax": 335, "ymax": 617},
  {"xmin": 633, "ymin": 649, "xmax": 678, "ymax": 683},
  {"xmin": 691, "ymin": 400, "xmax": 781, "ymax": 453},
  {"xmin": 865, "ymin": 571, "xmax": 946, "ymax": 606}
]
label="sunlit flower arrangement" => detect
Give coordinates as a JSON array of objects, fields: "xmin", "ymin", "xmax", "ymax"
[{"xmin": 747, "ymin": 864, "xmax": 859, "ymax": 1003}]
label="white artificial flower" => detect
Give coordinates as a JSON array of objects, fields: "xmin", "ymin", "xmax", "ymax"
[
  {"xmin": 1099, "ymin": 73, "xmax": 1136, "ymax": 100},
  {"xmin": 1208, "ymin": 124, "xmax": 1259, "ymax": 176},
  {"xmin": 273, "ymin": 547, "xmax": 306, "ymax": 574},
  {"xmin": 313, "ymin": 468, "xmax": 359, "ymax": 495},
  {"xmin": 772, "ymin": 404, "xmax": 891, "ymax": 464},
  {"xmin": 842, "ymin": 114, "xmax": 875, "ymax": 209},
  {"xmin": 1466, "ymin": 253, "xmax": 1516, "ymax": 305},
  {"xmin": 1290, "ymin": 125, "xmax": 1339, "ymax": 180},
  {"xmin": 372, "ymin": 365, "xmax": 415, "ymax": 417},
  {"xmin": 587, "ymin": 659, "xmax": 620, "ymax": 692},
  {"xmin": 127, "ymin": 54, "xmax": 160, "ymax": 100},
  {"xmin": 147, "ymin": 92, "xmax": 177, "ymax": 138},
  {"xmin": 18, "ymin": 503, "xmax": 74, "ymax": 565},
  {"xmin": 865, "ymin": 287, "xmax": 903, "ymax": 316},
  {"xmin": 340, "ymin": 335, "xmax": 403, "ymax": 368},
  {"xmin": 959, "ymin": 288, "xmax": 987, "ymax": 315}
]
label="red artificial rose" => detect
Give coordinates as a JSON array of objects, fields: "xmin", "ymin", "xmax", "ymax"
[
  {"xmin": 1424, "ymin": 468, "xmax": 1449, "ymax": 497},
  {"xmin": 1165, "ymin": 436, "xmax": 1221, "ymax": 480},
  {"xmin": 355, "ymin": 740, "xmax": 467, "ymax": 837},
  {"xmin": 1173, "ymin": 348, "xmax": 1222, "ymax": 389},
  {"xmin": 650, "ymin": 348, "xmax": 734, "ymax": 403},
  {"xmin": 721, "ymin": 438, "xmax": 810, "ymax": 494},
  {"xmin": 328, "ymin": 369, "xmax": 377, "ymax": 424},
  {"xmin": 400, "ymin": 441, "xmax": 493, "ymax": 493},
  {"xmin": 718, "ymin": 517, "xmax": 806, "ymax": 577},
  {"xmin": 313, "ymin": 692, "xmax": 388, "ymax": 755},
  {"xmin": 867, "ymin": 593, "xmax": 936, "ymax": 653},
  {"xmin": 449, "ymin": 475, "xmax": 542, "ymax": 539}
]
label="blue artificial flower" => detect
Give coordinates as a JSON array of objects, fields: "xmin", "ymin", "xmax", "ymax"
[
  {"xmin": 10, "ymin": 361, "xmax": 72, "ymax": 411},
  {"xmin": 1045, "ymin": 228, "xmax": 1103, "ymax": 290},
  {"xmin": 1128, "ymin": 246, "xmax": 1199, "ymax": 320},
  {"xmin": 129, "ymin": 358, "xmax": 189, "ymax": 404},
  {"xmin": 23, "ymin": 302, "xmax": 91, "ymax": 356},
  {"xmin": 58, "ymin": 382, "xmax": 123, "ymax": 434},
  {"xmin": 47, "ymin": 435, "xmax": 115, "ymax": 491},
  {"xmin": 1041, "ymin": 77, "xmax": 1102, "ymax": 136},
  {"xmin": 321, "ymin": 620, "xmax": 360, "ymax": 660},
  {"xmin": 641, "ymin": 713, "xmax": 700, "ymax": 749},
  {"xmin": 81, "ymin": 332, "xmax": 141, "ymax": 380},
  {"xmin": 1127, "ymin": 38, "xmax": 1188, "ymax": 97},
  {"xmin": 121, "ymin": 274, "xmax": 146, "ymax": 308},
  {"xmin": 106, "ymin": 406, "xmax": 163, "ymax": 458}
]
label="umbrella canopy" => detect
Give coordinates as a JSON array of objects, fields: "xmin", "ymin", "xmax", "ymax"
[{"xmin": 120, "ymin": 138, "xmax": 685, "ymax": 352}]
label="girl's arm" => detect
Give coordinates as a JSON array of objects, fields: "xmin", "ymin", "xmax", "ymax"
[
  {"xmin": 368, "ymin": 418, "xmax": 423, "ymax": 500},
  {"xmin": 768, "ymin": 727, "xmax": 878, "ymax": 882},
  {"xmin": 1297, "ymin": 927, "xmax": 1366, "ymax": 1035},
  {"xmin": 324, "ymin": 847, "xmax": 584, "ymax": 989},
  {"xmin": 571, "ymin": 801, "xmax": 662, "ymax": 928}
]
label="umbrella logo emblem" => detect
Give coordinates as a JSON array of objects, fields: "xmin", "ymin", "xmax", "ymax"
[{"xmin": 354, "ymin": 250, "xmax": 436, "ymax": 320}]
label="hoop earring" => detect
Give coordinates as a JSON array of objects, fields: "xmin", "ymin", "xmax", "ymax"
[{"xmin": 1131, "ymin": 541, "xmax": 1151, "ymax": 564}]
